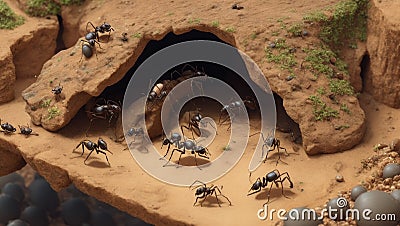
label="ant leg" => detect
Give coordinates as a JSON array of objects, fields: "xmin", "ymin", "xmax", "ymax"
[
  {"xmin": 98, "ymin": 150, "xmax": 111, "ymax": 166},
  {"xmin": 176, "ymin": 149, "xmax": 185, "ymax": 165},
  {"xmin": 84, "ymin": 149, "xmax": 95, "ymax": 164},
  {"xmin": 181, "ymin": 64, "xmax": 196, "ymax": 73},
  {"xmin": 160, "ymin": 143, "xmax": 171, "ymax": 160},
  {"xmin": 215, "ymin": 187, "xmax": 232, "ymax": 206},
  {"xmin": 264, "ymin": 182, "xmax": 274, "ymax": 204},
  {"xmin": 86, "ymin": 22, "xmax": 96, "ymax": 32}
]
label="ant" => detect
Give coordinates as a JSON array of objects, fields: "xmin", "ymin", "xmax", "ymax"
[
  {"xmin": 86, "ymin": 22, "xmax": 114, "ymax": 42},
  {"xmin": 248, "ymin": 169, "xmax": 293, "ymax": 204},
  {"xmin": 190, "ymin": 180, "xmax": 231, "ymax": 207},
  {"xmin": 73, "ymin": 138, "xmax": 113, "ymax": 165},
  {"xmin": 85, "ymin": 98, "xmax": 121, "ymax": 136},
  {"xmin": 52, "ymin": 83, "xmax": 63, "ymax": 101},
  {"xmin": 146, "ymin": 82, "xmax": 167, "ymax": 111},
  {"xmin": 18, "ymin": 124, "xmax": 38, "ymax": 137},
  {"xmin": 161, "ymin": 135, "xmax": 210, "ymax": 168},
  {"xmin": 0, "ymin": 119, "xmax": 16, "ymax": 134},
  {"xmin": 180, "ymin": 109, "xmax": 216, "ymax": 139},
  {"xmin": 218, "ymin": 100, "xmax": 246, "ymax": 130},
  {"xmin": 80, "ymin": 39, "xmax": 102, "ymax": 61},
  {"xmin": 123, "ymin": 127, "xmax": 145, "ymax": 150},
  {"xmin": 249, "ymin": 130, "xmax": 288, "ymax": 165}
]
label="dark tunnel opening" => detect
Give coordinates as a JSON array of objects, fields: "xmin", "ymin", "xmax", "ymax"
[
  {"xmin": 55, "ymin": 14, "xmax": 66, "ymax": 54},
  {"xmin": 359, "ymin": 53, "xmax": 371, "ymax": 93},
  {"xmin": 99, "ymin": 29, "xmax": 232, "ymax": 101},
  {"xmin": 274, "ymin": 93, "xmax": 302, "ymax": 144},
  {"xmin": 74, "ymin": 29, "xmax": 301, "ymax": 144}
]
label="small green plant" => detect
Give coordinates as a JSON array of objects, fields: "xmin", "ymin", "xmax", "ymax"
[
  {"xmin": 265, "ymin": 38, "xmax": 297, "ymax": 76},
  {"xmin": 40, "ymin": 99, "xmax": 51, "ymax": 108},
  {"xmin": 225, "ymin": 26, "xmax": 236, "ymax": 33},
  {"xmin": 309, "ymin": 95, "xmax": 339, "ymax": 121},
  {"xmin": 0, "ymin": 0, "xmax": 24, "ymax": 29},
  {"xmin": 329, "ymin": 79, "xmax": 354, "ymax": 96},
  {"xmin": 304, "ymin": 47, "xmax": 336, "ymax": 77},
  {"xmin": 250, "ymin": 32, "xmax": 257, "ymax": 40},
  {"xmin": 47, "ymin": 106, "xmax": 60, "ymax": 120},
  {"xmin": 317, "ymin": 87, "xmax": 326, "ymax": 96},
  {"xmin": 26, "ymin": 0, "xmax": 61, "ymax": 17},
  {"xmin": 223, "ymin": 145, "xmax": 231, "ymax": 151},
  {"xmin": 131, "ymin": 32, "xmax": 142, "ymax": 38},
  {"xmin": 167, "ymin": 12, "xmax": 174, "ymax": 16},
  {"xmin": 211, "ymin": 20, "xmax": 219, "ymax": 27},
  {"xmin": 340, "ymin": 103, "xmax": 351, "ymax": 114},
  {"xmin": 303, "ymin": 0, "xmax": 369, "ymax": 50},
  {"xmin": 26, "ymin": 0, "xmax": 83, "ymax": 17},
  {"xmin": 287, "ymin": 23, "xmax": 303, "ymax": 37},
  {"xmin": 188, "ymin": 18, "xmax": 201, "ymax": 24}
]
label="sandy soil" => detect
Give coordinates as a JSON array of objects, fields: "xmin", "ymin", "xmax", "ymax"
[
  {"xmin": 1, "ymin": 76, "xmax": 399, "ymax": 226},
  {"xmin": 1, "ymin": 0, "xmax": 400, "ymax": 225}
]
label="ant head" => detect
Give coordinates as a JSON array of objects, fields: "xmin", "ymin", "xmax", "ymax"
[
  {"xmin": 101, "ymin": 22, "xmax": 111, "ymax": 29},
  {"xmin": 147, "ymin": 92, "xmax": 156, "ymax": 101}
]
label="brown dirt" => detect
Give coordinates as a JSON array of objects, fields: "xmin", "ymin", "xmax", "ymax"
[{"xmin": 0, "ymin": 0, "xmax": 400, "ymax": 226}]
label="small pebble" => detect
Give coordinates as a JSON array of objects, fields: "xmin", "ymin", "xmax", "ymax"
[{"xmin": 336, "ymin": 174, "xmax": 344, "ymax": 182}]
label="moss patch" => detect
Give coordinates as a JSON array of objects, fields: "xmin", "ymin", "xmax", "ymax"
[
  {"xmin": 0, "ymin": 0, "xmax": 24, "ymax": 29},
  {"xmin": 26, "ymin": 0, "xmax": 84, "ymax": 17}
]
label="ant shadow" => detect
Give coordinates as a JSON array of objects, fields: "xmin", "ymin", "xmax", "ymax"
[
  {"xmin": 194, "ymin": 197, "xmax": 232, "ymax": 208},
  {"xmin": 175, "ymin": 156, "xmax": 210, "ymax": 167},
  {"xmin": 254, "ymin": 188, "xmax": 296, "ymax": 202},
  {"xmin": 69, "ymin": 155, "xmax": 110, "ymax": 168},
  {"xmin": 85, "ymin": 159, "xmax": 111, "ymax": 168}
]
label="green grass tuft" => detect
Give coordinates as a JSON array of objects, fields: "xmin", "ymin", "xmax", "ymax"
[
  {"xmin": 309, "ymin": 95, "xmax": 339, "ymax": 121},
  {"xmin": 265, "ymin": 38, "xmax": 297, "ymax": 77},
  {"xmin": 26, "ymin": 0, "xmax": 84, "ymax": 17},
  {"xmin": 303, "ymin": 0, "xmax": 369, "ymax": 50},
  {"xmin": 47, "ymin": 106, "xmax": 60, "ymax": 120},
  {"xmin": 329, "ymin": 79, "xmax": 355, "ymax": 96},
  {"xmin": 0, "ymin": 0, "xmax": 24, "ymax": 29}
]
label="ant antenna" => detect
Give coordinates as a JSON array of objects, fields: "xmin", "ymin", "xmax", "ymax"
[{"xmin": 248, "ymin": 171, "xmax": 253, "ymax": 183}]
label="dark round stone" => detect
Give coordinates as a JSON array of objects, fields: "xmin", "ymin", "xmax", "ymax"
[
  {"xmin": 382, "ymin": 163, "xmax": 400, "ymax": 179},
  {"xmin": 20, "ymin": 206, "xmax": 49, "ymax": 226},
  {"xmin": 2, "ymin": 183, "xmax": 25, "ymax": 203},
  {"xmin": 0, "ymin": 173, "xmax": 24, "ymax": 189},
  {"xmin": 391, "ymin": 189, "xmax": 400, "ymax": 203},
  {"xmin": 61, "ymin": 198, "xmax": 91, "ymax": 226},
  {"xmin": 0, "ymin": 194, "xmax": 21, "ymax": 224},
  {"xmin": 283, "ymin": 207, "xmax": 323, "ymax": 226},
  {"xmin": 351, "ymin": 185, "xmax": 368, "ymax": 201},
  {"xmin": 354, "ymin": 190, "xmax": 400, "ymax": 226},
  {"xmin": 28, "ymin": 179, "xmax": 59, "ymax": 213},
  {"xmin": 326, "ymin": 197, "xmax": 350, "ymax": 221}
]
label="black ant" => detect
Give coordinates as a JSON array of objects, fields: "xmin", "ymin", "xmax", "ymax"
[
  {"xmin": 190, "ymin": 180, "xmax": 231, "ymax": 207},
  {"xmin": 249, "ymin": 130, "xmax": 288, "ymax": 165},
  {"xmin": 180, "ymin": 109, "xmax": 216, "ymax": 139},
  {"xmin": 80, "ymin": 39, "xmax": 102, "ymax": 61},
  {"xmin": 248, "ymin": 169, "xmax": 293, "ymax": 204},
  {"xmin": 86, "ymin": 22, "xmax": 114, "ymax": 42},
  {"xmin": 73, "ymin": 138, "xmax": 113, "ymax": 165},
  {"xmin": 85, "ymin": 98, "xmax": 121, "ymax": 137},
  {"xmin": 0, "ymin": 119, "xmax": 16, "ymax": 134},
  {"xmin": 18, "ymin": 124, "xmax": 38, "ymax": 137}
]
